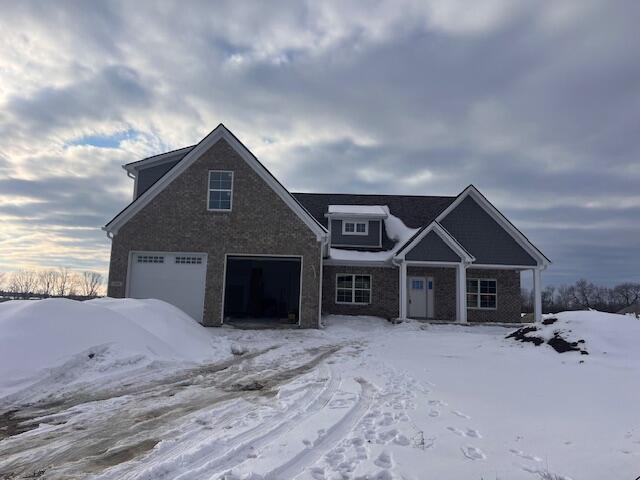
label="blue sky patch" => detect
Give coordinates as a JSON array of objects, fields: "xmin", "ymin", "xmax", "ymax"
[{"xmin": 68, "ymin": 129, "xmax": 137, "ymax": 149}]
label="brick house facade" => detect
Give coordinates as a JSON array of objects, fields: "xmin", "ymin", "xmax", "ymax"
[{"xmin": 104, "ymin": 124, "xmax": 549, "ymax": 327}]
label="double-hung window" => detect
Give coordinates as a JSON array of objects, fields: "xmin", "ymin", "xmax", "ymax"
[
  {"xmin": 208, "ymin": 171, "xmax": 233, "ymax": 211},
  {"xmin": 336, "ymin": 274, "xmax": 371, "ymax": 304},
  {"xmin": 342, "ymin": 221, "xmax": 368, "ymax": 235},
  {"xmin": 466, "ymin": 278, "xmax": 497, "ymax": 309}
]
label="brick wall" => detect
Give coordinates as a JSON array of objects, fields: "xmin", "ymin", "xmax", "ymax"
[
  {"xmin": 322, "ymin": 265, "xmax": 399, "ymax": 319},
  {"xmin": 466, "ymin": 268, "xmax": 521, "ymax": 323},
  {"xmin": 107, "ymin": 138, "xmax": 323, "ymax": 328}
]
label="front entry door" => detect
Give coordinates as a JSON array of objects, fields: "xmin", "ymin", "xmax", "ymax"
[{"xmin": 408, "ymin": 276, "xmax": 427, "ymax": 317}]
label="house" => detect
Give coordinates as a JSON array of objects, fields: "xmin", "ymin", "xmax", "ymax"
[{"xmin": 104, "ymin": 124, "xmax": 550, "ymax": 328}]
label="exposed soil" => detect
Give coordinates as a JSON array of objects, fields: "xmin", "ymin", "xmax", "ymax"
[
  {"xmin": 506, "ymin": 326, "xmax": 544, "ymax": 346},
  {"xmin": 506, "ymin": 323, "xmax": 588, "ymax": 355}
]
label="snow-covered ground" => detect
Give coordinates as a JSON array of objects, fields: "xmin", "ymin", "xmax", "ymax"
[{"xmin": 1, "ymin": 300, "xmax": 639, "ymax": 479}]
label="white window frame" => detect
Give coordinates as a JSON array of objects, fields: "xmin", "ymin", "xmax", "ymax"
[
  {"xmin": 342, "ymin": 220, "xmax": 368, "ymax": 236},
  {"xmin": 335, "ymin": 274, "xmax": 372, "ymax": 305},
  {"xmin": 207, "ymin": 170, "xmax": 234, "ymax": 211},
  {"xmin": 466, "ymin": 278, "xmax": 497, "ymax": 310}
]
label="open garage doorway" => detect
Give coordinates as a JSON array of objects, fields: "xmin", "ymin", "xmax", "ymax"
[{"xmin": 223, "ymin": 255, "xmax": 302, "ymax": 324}]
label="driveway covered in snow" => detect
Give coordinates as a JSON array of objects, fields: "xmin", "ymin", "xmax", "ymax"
[{"xmin": 1, "ymin": 300, "xmax": 639, "ymax": 479}]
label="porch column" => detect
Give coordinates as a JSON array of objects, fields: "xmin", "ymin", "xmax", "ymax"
[
  {"xmin": 399, "ymin": 261, "xmax": 407, "ymax": 319},
  {"xmin": 456, "ymin": 263, "xmax": 467, "ymax": 323},
  {"xmin": 533, "ymin": 267, "xmax": 542, "ymax": 323}
]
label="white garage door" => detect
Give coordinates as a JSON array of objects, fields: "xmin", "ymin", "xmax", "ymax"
[{"xmin": 128, "ymin": 252, "xmax": 207, "ymax": 322}]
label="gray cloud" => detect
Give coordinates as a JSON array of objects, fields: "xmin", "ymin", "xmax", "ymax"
[{"xmin": 0, "ymin": 0, "xmax": 638, "ymax": 286}]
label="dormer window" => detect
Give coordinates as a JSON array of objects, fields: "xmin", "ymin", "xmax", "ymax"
[
  {"xmin": 208, "ymin": 170, "xmax": 233, "ymax": 211},
  {"xmin": 342, "ymin": 221, "xmax": 368, "ymax": 235}
]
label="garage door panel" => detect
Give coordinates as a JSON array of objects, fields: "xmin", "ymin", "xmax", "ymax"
[{"xmin": 129, "ymin": 252, "xmax": 207, "ymax": 322}]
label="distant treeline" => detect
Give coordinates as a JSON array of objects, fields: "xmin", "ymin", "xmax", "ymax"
[
  {"xmin": 521, "ymin": 279, "xmax": 640, "ymax": 314},
  {"xmin": 0, "ymin": 268, "xmax": 105, "ymax": 300}
]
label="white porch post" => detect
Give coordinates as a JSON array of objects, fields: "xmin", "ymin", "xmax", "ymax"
[
  {"xmin": 533, "ymin": 267, "xmax": 542, "ymax": 323},
  {"xmin": 399, "ymin": 261, "xmax": 408, "ymax": 319},
  {"xmin": 456, "ymin": 263, "xmax": 467, "ymax": 323}
]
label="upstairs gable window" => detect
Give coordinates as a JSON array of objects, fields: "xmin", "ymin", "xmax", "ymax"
[
  {"xmin": 208, "ymin": 171, "xmax": 233, "ymax": 211},
  {"xmin": 342, "ymin": 220, "xmax": 368, "ymax": 235}
]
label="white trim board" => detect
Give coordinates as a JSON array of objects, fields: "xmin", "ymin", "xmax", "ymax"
[
  {"xmin": 435, "ymin": 185, "xmax": 550, "ymax": 267},
  {"xmin": 105, "ymin": 124, "xmax": 328, "ymax": 241}
]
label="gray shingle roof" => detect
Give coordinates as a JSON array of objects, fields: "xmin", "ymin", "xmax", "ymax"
[{"xmin": 292, "ymin": 192, "xmax": 456, "ymax": 229}]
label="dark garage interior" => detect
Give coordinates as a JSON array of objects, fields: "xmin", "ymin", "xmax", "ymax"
[{"xmin": 223, "ymin": 256, "xmax": 301, "ymax": 323}]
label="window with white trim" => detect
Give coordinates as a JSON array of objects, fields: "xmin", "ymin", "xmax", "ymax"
[
  {"xmin": 336, "ymin": 274, "xmax": 371, "ymax": 304},
  {"xmin": 467, "ymin": 278, "xmax": 497, "ymax": 309},
  {"xmin": 342, "ymin": 221, "xmax": 368, "ymax": 235},
  {"xmin": 208, "ymin": 170, "xmax": 233, "ymax": 211}
]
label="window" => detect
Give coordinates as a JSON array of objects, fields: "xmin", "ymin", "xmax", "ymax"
[
  {"xmin": 208, "ymin": 171, "xmax": 233, "ymax": 211},
  {"xmin": 137, "ymin": 255, "xmax": 164, "ymax": 264},
  {"xmin": 175, "ymin": 256, "xmax": 203, "ymax": 265},
  {"xmin": 336, "ymin": 274, "xmax": 371, "ymax": 304},
  {"xmin": 342, "ymin": 221, "xmax": 368, "ymax": 235},
  {"xmin": 411, "ymin": 279, "xmax": 424, "ymax": 290},
  {"xmin": 467, "ymin": 278, "xmax": 497, "ymax": 309}
]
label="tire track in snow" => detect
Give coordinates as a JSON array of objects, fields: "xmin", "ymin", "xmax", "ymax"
[
  {"xmin": 167, "ymin": 363, "xmax": 341, "ymax": 479},
  {"xmin": 262, "ymin": 378, "xmax": 375, "ymax": 480}
]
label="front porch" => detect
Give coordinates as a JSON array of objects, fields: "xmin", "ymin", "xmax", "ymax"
[{"xmin": 397, "ymin": 260, "xmax": 543, "ymax": 324}]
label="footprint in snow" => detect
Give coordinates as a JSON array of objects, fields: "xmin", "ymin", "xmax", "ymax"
[
  {"xmin": 428, "ymin": 409, "xmax": 440, "ymax": 418},
  {"xmin": 466, "ymin": 428, "xmax": 481, "ymax": 438},
  {"xmin": 461, "ymin": 445, "xmax": 486, "ymax": 460},
  {"xmin": 310, "ymin": 466, "xmax": 326, "ymax": 480},
  {"xmin": 447, "ymin": 426, "xmax": 466, "ymax": 437},
  {"xmin": 428, "ymin": 399, "xmax": 447, "ymax": 407},
  {"xmin": 374, "ymin": 450, "xmax": 394, "ymax": 469},
  {"xmin": 394, "ymin": 433, "xmax": 411, "ymax": 446},
  {"xmin": 451, "ymin": 410, "xmax": 471, "ymax": 419},
  {"xmin": 509, "ymin": 448, "xmax": 542, "ymax": 462}
]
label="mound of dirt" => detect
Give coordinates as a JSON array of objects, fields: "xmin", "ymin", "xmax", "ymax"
[{"xmin": 507, "ymin": 319, "xmax": 589, "ymax": 355}]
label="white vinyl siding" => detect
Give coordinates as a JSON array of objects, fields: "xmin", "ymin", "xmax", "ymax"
[{"xmin": 336, "ymin": 274, "xmax": 371, "ymax": 304}]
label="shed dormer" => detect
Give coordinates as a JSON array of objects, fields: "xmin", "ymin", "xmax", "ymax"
[{"xmin": 326, "ymin": 205, "xmax": 388, "ymax": 249}]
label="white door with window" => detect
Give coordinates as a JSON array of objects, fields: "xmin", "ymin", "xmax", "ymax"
[
  {"xmin": 408, "ymin": 276, "xmax": 426, "ymax": 317},
  {"xmin": 408, "ymin": 276, "xmax": 435, "ymax": 318},
  {"xmin": 128, "ymin": 252, "xmax": 207, "ymax": 322}
]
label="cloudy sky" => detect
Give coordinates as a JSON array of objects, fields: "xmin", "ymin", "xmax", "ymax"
[{"xmin": 0, "ymin": 0, "xmax": 638, "ymax": 287}]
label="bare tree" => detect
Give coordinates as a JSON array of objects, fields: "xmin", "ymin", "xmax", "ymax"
[
  {"xmin": 67, "ymin": 271, "xmax": 81, "ymax": 296},
  {"xmin": 556, "ymin": 285, "xmax": 574, "ymax": 311},
  {"xmin": 38, "ymin": 270, "xmax": 59, "ymax": 296},
  {"xmin": 55, "ymin": 267, "xmax": 72, "ymax": 296},
  {"xmin": 571, "ymin": 279, "xmax": 597, "ymax": 309},
  {"xmin": 0, "ymin": 271, "xmax": 5, "ymax": 291},
  {"xmin": 80, "ymin": 271, "xmax": 103, "ymax": 297},
  {"xmin": 542, "ymin": 285, "xmax": 556, "ymax": 312},
  {"xmin": 9, "ymin": 270, "xmax": 38, "ymax": 294},
  {"xmin": 613, "ymin": 283, "xmax": 640, "ymax": 308}
]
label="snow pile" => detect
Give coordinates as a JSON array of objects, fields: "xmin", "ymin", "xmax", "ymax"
[
  {"xmin": 329, "ymin": 206, "xmax": 418, "ymax": 263},
  {"xmin": 327, "ymin": 205, "xmax": 387, "ymax": 216},
  {"xmin": 507, "ymin": 310, "xmax": 640, "ymax": 361},
  {"xmin": 0, "ymin": 298, "xmax": 228, "ymax": 398},
  {"xmin": 381, "ymin": 206, "xmax": 416, "ymax": 243}
]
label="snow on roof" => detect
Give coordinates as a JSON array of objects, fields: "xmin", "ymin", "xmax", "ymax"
[
  {"xmin": 329, "ymin": 206, "xmax": 418, "ymax": 263},
  {"xmin": 327, "ymin": 205, "xmax": 388, "ymax": 216}
]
